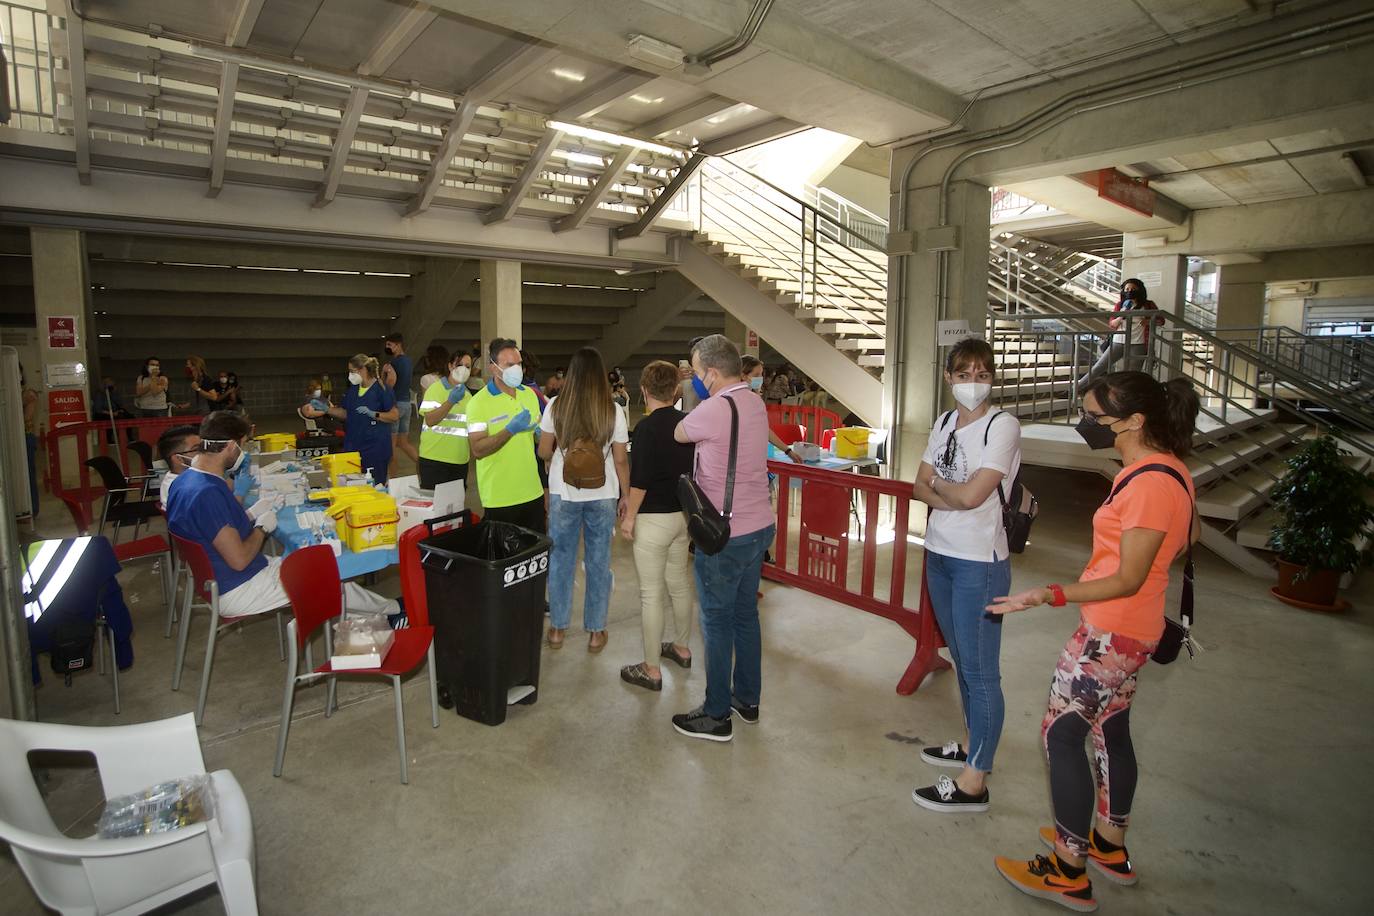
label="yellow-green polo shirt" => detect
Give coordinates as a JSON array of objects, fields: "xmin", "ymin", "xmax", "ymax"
[
  {"xmin": 465, "ymin": 380, "xmax": 544, "ymax": 508},
  {"xmin": 419, "ymin": 379, "xmax": 470, "ymax": 465}
]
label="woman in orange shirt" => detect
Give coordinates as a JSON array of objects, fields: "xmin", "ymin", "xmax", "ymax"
[{"xmin": 986, "ymin": 371, "xmax": 1200, "ymax": 912}]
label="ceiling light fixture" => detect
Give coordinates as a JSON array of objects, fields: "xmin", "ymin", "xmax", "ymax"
[
  {"xmin": 627, "ymin": 34, "xmax": 685, "ymax": 70},
  {"xmin": 546, "ymin": 119, "xmax": 678, "ymax": 156},
  {"xmin": 628, "ymin": 94, "xmax": 665, "ymax": 105},
  {"xmin": 551, "ymin": 68, "xmax": 586, "ymax": 82}
]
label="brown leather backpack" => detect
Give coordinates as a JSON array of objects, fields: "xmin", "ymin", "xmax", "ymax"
[{"xmin": 562, "ymin": 437, "xmax": 607, "ymax": 489}]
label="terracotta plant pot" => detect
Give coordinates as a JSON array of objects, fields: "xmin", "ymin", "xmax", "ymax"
[{"xmin": 1273, "ymin": 559, "xmax": 1344, "ymax": 610}]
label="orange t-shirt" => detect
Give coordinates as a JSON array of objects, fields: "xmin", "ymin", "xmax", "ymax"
[{"xmin": 1079, "ymin": 452, "xmax": 1194, "ymax": 642}]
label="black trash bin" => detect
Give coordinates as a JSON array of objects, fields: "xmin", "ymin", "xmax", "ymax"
[{"xmin": 420, "ymin": 519, "xmax": 550, "ymax": 725}]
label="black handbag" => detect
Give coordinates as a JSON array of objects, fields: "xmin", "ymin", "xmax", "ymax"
[
  {"xmin": 1104, "ymin": 463, "xmax": 1197, "ymax": 665},
  {"xmin": 677, "ymin": 395, "xmax": 738, "ymax": 556},
  {"xmin": 986, "ymin": 412, "xmax": 1037, "ymax": 554}
]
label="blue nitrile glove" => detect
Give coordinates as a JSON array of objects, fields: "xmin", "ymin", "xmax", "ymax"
[
  {"xmin": 310, "ymin": 398, "xmax": 329, "ymax": 412},
  {"xmin": 505, "ymin": 408, "xmax": 534, "ymax": 435},
  {"xmin": 446, "ymin": 385, "xmax": 465, "ymax": 405},
  {"xmin": 233, "ymin": 463, "xmax": 252, "ymax": 500},
  {"xmin": 355, "ymin": 405, "xmax": 378, "ymax": 419}
]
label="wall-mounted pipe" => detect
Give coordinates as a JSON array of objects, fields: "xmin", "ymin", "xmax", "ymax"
[{"xmin": 685, "ymin": 0, "xmax": 775, "ymax": 74}]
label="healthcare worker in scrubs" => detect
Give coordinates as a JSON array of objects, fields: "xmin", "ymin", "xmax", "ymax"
[{"xmin": 308, "ymin": 354, "xmax": 398, "ymax": 483}]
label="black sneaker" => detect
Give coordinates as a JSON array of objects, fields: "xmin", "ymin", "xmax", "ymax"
[
  {"xmin": 671, "ymin": 705, "xmax": 733, "ymax": 743},
  {"xmin": 730, "ymin": 696, "xmax": 759, "ymax": 724},
  {"xmin": 920, "ymin": 740, "xmax": 967, "ymax": 768},
  {"xmin": 912, "ymin": 775, "xmax": 990, "ymax": 813}
]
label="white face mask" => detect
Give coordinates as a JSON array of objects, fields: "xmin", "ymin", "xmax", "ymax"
[
  {"xmin": 500, "ymin": 364, "xmax": 524, "ymax": 389},
  {"xmin": 951, "ymin": 382, "xmax": 992, "ymax": 411},
  {"xmin": 312, "ymin": 388, "xmax": 322, "ymax": 399},
  {"xmin": 149, "ymin": 366, "xmax": 160, "ymax": 376},
  {"xmin": 450, "ymin": 365, "xmax": 470, "ymax": 385},
  {"xmin": 348, "ymin": 371, "xmax": 363, "ymax": 386}
]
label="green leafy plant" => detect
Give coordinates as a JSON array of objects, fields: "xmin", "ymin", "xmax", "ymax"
[{"xmin": 1269, "ymin": 435, "xmax": 1374, "ymax": 576}]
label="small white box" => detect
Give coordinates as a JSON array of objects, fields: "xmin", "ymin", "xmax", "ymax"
[{"xmin": 330, "ymin": 628, "xmax": 394, "ymax": 670}]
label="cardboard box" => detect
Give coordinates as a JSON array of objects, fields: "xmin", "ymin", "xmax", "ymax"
[
  {"xmin": 330, "ymin": 627, "xmax": 394, "ymax": 670},
  {"xmin": 389, "ymin": 476, "xmax": 464, "ymax": 535}
]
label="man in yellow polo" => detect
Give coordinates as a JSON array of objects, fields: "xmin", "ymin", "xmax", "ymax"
[{"xmin": 465, "ymin": 338, "xmax": 545, "ymax": 532}]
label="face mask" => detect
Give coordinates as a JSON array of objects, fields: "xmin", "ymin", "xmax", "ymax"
[
  {"xmin": 184, "ymin": 366, "xmax": 194, "ymax": 378},
  {"xmin": 692, "ymin": 373, "xmax": 711, "ymax": 401},
  {"xmin": 749, "ymin": 376, "xmax": 764, "ymax": 391},
  {"xmin": 219, "ymin": 377, "xmax": 228, "ymax": 385},
  {"xmin": 501, "ymin": 364, "xmax": 524, "ymax": 388},
  {"xmin": 312, "ymin": 388, "xmax": 322, "ymax": 398},
  {"xmin": 1075, "ymin": 414, "xmax": 1121, "ymax": 450},
  {"xmin": 149, "ymin": 366, "xmax": 160, "ymax": 376},
  {"xmin": 348, "ymin": 371, "xmax": 363, "ymax": 386},
  {"xmin": 227, "ymin": 443, "xmax": 247, "ymax": 475},
  {"xmin": 951, "ymin": 382, "xmax": 991, "ymax": 411},
  {"xmin": 450, "ymin": 366, "xmax": 471, "ymax": 385}
]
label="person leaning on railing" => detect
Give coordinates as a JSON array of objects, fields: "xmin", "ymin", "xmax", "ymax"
[
  {"xmin": 909, "ymin": 337, "xmax": 1021, "ymax": 815},
  {"xmin": 987, "ymin": 371, "xmax": 1200, "ymax": 911},
  {"xmin": 1077, "ymin": 278, "xmax": 1162, "ymax": 390}
]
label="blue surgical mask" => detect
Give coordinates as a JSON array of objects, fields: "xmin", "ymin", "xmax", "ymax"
[
  {"xmin": 501, "ymin": 364, "xmax": 524, "ymax": 389},
  {"xmin": 749, "ymin": 376, "xmax": 764, "ymax": 391},
  {"xmin": 692, "ymin": 373, "xmax": 711, "ymax": 401}
]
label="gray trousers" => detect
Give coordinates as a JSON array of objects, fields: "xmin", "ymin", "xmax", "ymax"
[{"xmin": 1078, "ymin": 342, "xmax": 1145, "ymax": 390}]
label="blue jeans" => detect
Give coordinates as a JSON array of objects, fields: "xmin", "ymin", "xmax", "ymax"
[
  {"xmin": 695, "ymin": 525, "xmax": 774, "ymax": 720},
  {"xmin": 547, "ymin": 495, "xmax": 616, "ymax": 631},
  {"xmin": 925, "ymin": 550, "xmax": 1010, "ymax": 772}
]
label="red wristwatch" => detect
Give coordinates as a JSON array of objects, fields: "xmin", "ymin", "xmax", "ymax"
[{"xmin": 1045, "ymin": 584, "xmax": 1067, "ymax": 607}]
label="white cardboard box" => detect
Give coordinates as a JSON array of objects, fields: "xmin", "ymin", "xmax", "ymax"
[
  {"xmin": 390, "ymin": 476, "xmax": 464, "ymax": 534},
  {"xmin": 331, "ymin": 629, "xmax": 395, "ymax": 670}
]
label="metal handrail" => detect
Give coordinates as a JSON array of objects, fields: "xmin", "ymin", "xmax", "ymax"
[{"xmin": 989, "ymin": 239, "xmax": 1118, "ymax": 306}]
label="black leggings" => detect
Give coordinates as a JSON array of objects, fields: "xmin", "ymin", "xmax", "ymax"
[{"xmin": 481, "ymin": 496, "xmax": 546, "ymax": 534}]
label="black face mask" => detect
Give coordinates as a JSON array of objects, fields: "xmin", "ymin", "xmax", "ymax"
[{"xmin": 1075, "ymin": 414, "xmax": 1120, "ymax": 450}]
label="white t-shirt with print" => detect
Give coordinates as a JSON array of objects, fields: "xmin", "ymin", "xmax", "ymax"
[
  {"xmin": 539, "ymin": 397, "xmax": 629, "ymax": 502},
  {"xmin": 921, "ymin": 409, "xmax": 1022, "ymax": 562}
]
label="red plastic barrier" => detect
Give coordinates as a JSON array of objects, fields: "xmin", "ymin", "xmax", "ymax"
[
  {"xmin": 765, "ymin": 404, "xmax": 844, "ymax": 443},
  {"xmin": 763, "ymin": 459, "xmax": 950, "ymax": 694},
  {"xmin": 44, "ymin": 415, "xmax": 203, "ymax": 512}
]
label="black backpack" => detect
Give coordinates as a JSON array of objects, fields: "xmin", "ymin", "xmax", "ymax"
[{"xmin": 936, "ymin": 410, "xmax": 1038, "ymax": 553}]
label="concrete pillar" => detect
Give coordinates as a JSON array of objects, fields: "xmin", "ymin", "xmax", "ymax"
[
  {"xmin": 1214, "ymin": 269, "xmax": 1267, "ymax": 406},
  {"xmin": 722, "ymin": 314, "xmax": 759, "ymax": 358},
  {"xmin": 30, "ymin": 228, "xmax": 94, "ymax": 488},
  {"xmin": 479, "ymin": 259, "xmax": 522, "ymax": 350},
  {"xmin": 888, "ymin": 180, "xmax": 991, "ymax": 480}
]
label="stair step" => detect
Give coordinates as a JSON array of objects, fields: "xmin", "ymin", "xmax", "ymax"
[
  {"xmin": 1236, "ymin": 508, "xmax": 1279, "ymax": 550},
  {"xmin": 1195, "ymin": 452, "xmax": 1293, "ymax": 521},
  {"xmin": 834, "ymin": 338, "xmax": 887, "ymax": 352},
  {"xmin": 1188, "ymin": 424, "xmax": 1306, "ymax": 487},
  {"xmin": 857, "ymin": 353, "xmax": 885, "ymax": 367},
  {"xmin": 796, "ymin": 306, "xmax": 887, "ymax": 326}
]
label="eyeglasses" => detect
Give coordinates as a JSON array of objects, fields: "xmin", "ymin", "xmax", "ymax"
[{"xmin": 1079, "ymin": 408, "xmax": 1118, "ymax": 424}]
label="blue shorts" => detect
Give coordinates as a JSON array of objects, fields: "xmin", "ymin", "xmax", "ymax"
[{"xmin": 394, "ymin": 401, "xmax": 412, "ymax": 435}]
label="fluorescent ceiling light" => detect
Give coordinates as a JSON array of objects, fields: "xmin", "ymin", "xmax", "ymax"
[
  {"xmin": 629, "ymin": 94, "xmax": 664, "ymax": 105},
  {"xmin": 555, "ymin": 149, "xmax": 609, "ymax": 168},
  {"xmin": 627, "ymin": 35, "xmax": 685, "ymax": 70},
  {"xmin": 546, "ymin": 119, "xmax": 677, "ymax": 156},
  {"xmin": 551, "ymin": 68, "xmax": 586, "ymax": 83}
]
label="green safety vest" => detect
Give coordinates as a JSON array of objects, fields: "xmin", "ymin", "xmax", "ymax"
[{"xmin": 419, "ymin": 380, "xmax": 470, "ymax": 465}]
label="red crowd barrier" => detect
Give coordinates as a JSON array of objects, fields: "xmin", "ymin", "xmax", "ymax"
[
  {"xmin": 44, "ymin": 415, "xmax": 203, "ymax": 512},
  {"xmin": 765, "ymin": 404, "xmax": 844, "ymax": 443},
  {"xmin": 763, "ymin": 459, "xmax": 950, "ymax": 694}
]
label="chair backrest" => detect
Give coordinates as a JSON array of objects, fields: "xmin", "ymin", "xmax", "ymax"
[
  {"xmin": 297, "ymin": 407, "xmax": 320, "ymax": 433},
  {"xmin": 398, "ymin": 525, "xmax": 432, "ymax": 629},
  {"xmin": 85, "ymin": 454, "xmax": 130, "ymax": 492},
  {"xmin": 280, "ymin": 545, "xmax": 342, "ymax": 647},
  {"xmin": 169, "ymin": 534, "xmax": 216, "ymax": 601},
  {"xmin": 127, "ymin": 440, "xmax": 154, "ymax": 474},
  {"xmin": 59, "ymin": 495, "xmax": 92, "ymax": 535}
]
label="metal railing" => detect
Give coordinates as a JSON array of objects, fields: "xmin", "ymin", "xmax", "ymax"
[
  {"xmin": 692, "ymin": 157, "xmax": 889, "ymax": 339},
  {"xmin": 802, "ymin": 183, "xmax": 888, "ymax": 252},
  {"xmin": 1, "ymin": 0, "xmax": 58, "ymax": 133},
  {"xmin": 1236, "ymin": 326, "xmax": 1372, "ymax": 392},
  {"xmin": 1068, "ymin": 257, "xmax": 1122, "ymax": 300},
  {"xmin": 990, "ymin": 188, "xmax": 1059, "ymax": 223}
]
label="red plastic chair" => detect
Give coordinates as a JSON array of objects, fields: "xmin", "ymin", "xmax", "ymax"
[
  {"xmin": 771, "ymin": 423, "xmax": 807, "ymax": 447},
  {"xmin": 273, "ymin": 544, "xmax": 437, "ymax": 784},
  {"xmin": 60, "ymin": 495, "xmax": 175, "ymax": 632},
  {"xmin": 170, "ymin": 534, "xmax": 287, "ymax": 726}
]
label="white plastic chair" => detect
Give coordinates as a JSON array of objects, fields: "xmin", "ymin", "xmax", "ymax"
[{"xmin": 0, "ymin": 713, "xmax": 258, "ymax": 915}]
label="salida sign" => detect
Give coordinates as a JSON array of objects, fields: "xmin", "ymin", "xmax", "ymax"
[{"xmin": 48, "ymin": 389, "xmax": 87, "ymax": 426}]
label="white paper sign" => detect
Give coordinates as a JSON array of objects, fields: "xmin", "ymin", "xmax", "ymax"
[
  {"xmin": 937, "ymin": 319, "xmax": 980, "ymax": 346},
  {"xmin": 1135, "ymin": 270, "xmax": 1162, "ymax": 288}
]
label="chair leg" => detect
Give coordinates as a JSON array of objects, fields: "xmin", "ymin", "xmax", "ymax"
[
  {"xmin": 96, "ymin": 625, "xmax": 106, "ymax": 676},
  {"xmin": 276, "ymin": 610, "xmax": 286, "ymax": 661},
  {"xmin": 393, "ymin": 675, "xmax": 408, "ymax": 785},
  {"xmin": 165, "ymin": 556, "xmax": 181, "ymax": 639},
  {"xmin": 273, "ymin": 649, "xmax": 299, "ymax": 777},
  {"xmin": 195, "ymin": 610, "xmax": 221, "ymax": 726},
  {"xmin": 160, "ymin": 554, "xmax": 174, "ymax": 628},
  {"xmin": 108, "ymin": 625, "xmax": 121, "ymax": 715},
  {"xmin": 427, "ymin": 644, "xmax": 439, "ymax": 729},
  {"xmin": 215, "ymin": 859, "xmax": 260, "ymax": 916},
  {"xmin": 172, "ymin": 586, "xmax": 194, "ymax": 690},
  {"xmin": 325, "ymin": 677, "xmax": 338, "ymax": 718}
]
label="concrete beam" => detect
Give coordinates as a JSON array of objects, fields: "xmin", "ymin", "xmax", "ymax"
[
  {"xmin": 226, "ymin": 0, "xmax": 267, "ymax": 46},
  {"xmin": 358, "ymin": 3, "xmax": 437, "ymax": 76},
  {"xmin": 60, "ymin": 1, "xmax": 90, "ymax": 184},
  {"xmin": 206, "ymin": 62, "xmax": 240, "ymax": 199},
  {"xmin": 483, "ymin": 129, "xmax": 564, "ymax": 224},
  {"xmin": 1002, "ymin": 174, "xmax": 1191, "ymax": 233},
  {"xmin": 700, "ymin": 118, "xmax": 805, "ymax": 155},
  {"xmin": 554, "ymin": 72, "xmax": 658, "ymax": 121},
  {"xmin": 394, "ymin": 258, "xmax": 478, "ymax": 356},
  {"xmin": 99, "ymin": 339, "xmax": 380, "ymax": 361},
  {"xmin": 1200, "ymin": 244, "xmax": 1374, "ymax": 284},
  {"xmin": 85, "ymin": 236, "xmax": 421, "ymax": 273},
  {"xmin": 616, "ymin": 152, "xmax": 705, "ymax": 239},
  {"xmin": 555, "ymin": 145, "xmax": 638, "ymax": 233},
  {"xmin": 523, "ymin": 265, "xmax": 655, "ymax": 288},
  {"xmin": 94, "ymin": 315, "xmax": 390, "ymax": 340},
  {"xmin": 1122, "ymin": 187, "xmax": 1374, "ymax": 258},
  {"xmin": 316, "ymin": 87, "xmax": 369, "ymax": 207},
  {"xmin": 87, "ymin": 262, "xmax": 411, "ymax": 297},
  {"xmin": 93, "ymin": 292, "xmax": 402, "ymax": 320},
  {"xmin": 585, "ymin": 272, "xmax": 703, "ymax": 367},
  {"xmin": 0, "ymin": 154, "xmax": 682, "ymax": 269}
]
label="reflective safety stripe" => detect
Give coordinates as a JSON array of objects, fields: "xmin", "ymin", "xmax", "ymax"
[
  {"xmin": 467, "ymin": 422, "xmax": 488, "ymax": 433},
  {"xmin": 425, "ymin": 425, "xmax": 468, "ymax": 438},
  {"xmin": 419, "ymin": 400, "xmax": 442, "ymax": 410},
  {"xmin": 22, "ymin": 540, "xmax": 61, "ymax": 593},
  {"xmin": 23, "ymin": 537, "xmax": 92, "ymax": 622}
]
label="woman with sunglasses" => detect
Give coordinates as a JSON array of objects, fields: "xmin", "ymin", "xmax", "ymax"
[
  {"xmin": 987, "ymin": 371, "xmax": 1199, "ymax": 912},
  {"xmin": 909, "ymin": 337, "xmax": 1022, "ymax": 814}
]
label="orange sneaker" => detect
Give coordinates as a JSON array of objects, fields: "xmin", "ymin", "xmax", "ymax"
[
  {"xmin": 1038, "ymin": 827, "xmax": 1139, "ymax": 886},
  {"xmin": 994, "ymin": 853, "xmax": 1097, "ymax": 912}
]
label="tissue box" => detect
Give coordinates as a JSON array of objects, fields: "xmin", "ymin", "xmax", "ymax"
[
  {"xmin": 330, "ymin": 617, "xmax": 394, "ymax": 670},
  {"xmin": 389, "ymin": 475, "xmax": 464, "ymax": 535}
]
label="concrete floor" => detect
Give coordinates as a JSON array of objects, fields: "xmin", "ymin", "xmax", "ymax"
[{"xmin": 5, "ymin": 460, "xmax": 1373, "ymax": 915}]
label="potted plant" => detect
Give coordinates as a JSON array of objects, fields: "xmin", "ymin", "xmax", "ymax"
[{"xmin": 1268, "ymin": 434, "xmax": 1374, "ymax": 610}]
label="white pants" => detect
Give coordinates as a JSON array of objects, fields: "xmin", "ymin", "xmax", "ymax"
[
  {"xmin": 219, "ymin": 556, "xmax": 400, "ymax": 620},
  {"xmin": 631, "ymin": 512, "xmax": 694, "ymax": 664}
]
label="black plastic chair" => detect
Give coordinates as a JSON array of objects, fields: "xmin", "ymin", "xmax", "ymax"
[
  {"xmin": 125, "ymin": 441, "xmax": 158, "ymax": 497},
  {"xmin": 84, "ymin": 456, "xmax": 161, "ymax": 544}
]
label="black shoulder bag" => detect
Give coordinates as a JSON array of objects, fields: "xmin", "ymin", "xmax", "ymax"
[
  {"xmin": 1105, "ymin": 463, "xmax": 1197, "ymax": 665},
  {"xmin": 677, "ymin": 395, "xmax": 738, "ymax": 556}
]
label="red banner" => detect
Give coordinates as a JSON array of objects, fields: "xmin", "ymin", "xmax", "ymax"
[{"xmin": 1097, "ymin": 168, "xmax": 1155, "ymax": 217}]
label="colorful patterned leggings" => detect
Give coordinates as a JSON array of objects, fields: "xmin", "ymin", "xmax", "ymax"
[{"xmin": 1042, "ymin": 622, "xmax": 1157, "ymax": 858}]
